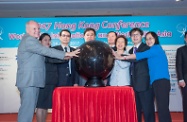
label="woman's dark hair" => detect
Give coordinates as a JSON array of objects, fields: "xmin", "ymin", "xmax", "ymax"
[
  {"xmin": 145, "ymin": 31, "xmax": 160, "ymax": 45},
  {"xmin": 39, "ymin": 33, "xmax": 51, "ymax": 41},
  {"xmin": 115, "ymin": 35, "xmax": 128, "ymax": 50}
]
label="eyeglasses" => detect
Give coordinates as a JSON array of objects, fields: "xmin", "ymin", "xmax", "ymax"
[
  {"xmin": 131, "ymin": 34, "xmax": 141, "ymax": 37},
  {"xmin": 146, "ymin": 38, "xmax": 154, "ymax": 41},
  {"xmin": 61, "ymin": 34, "xmax": 71, "ymax": 38}
]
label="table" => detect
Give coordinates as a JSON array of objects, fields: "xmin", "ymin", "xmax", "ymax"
[{"xmin": 52, "ymin": 86, "xmax": 137, "ymax": 122}]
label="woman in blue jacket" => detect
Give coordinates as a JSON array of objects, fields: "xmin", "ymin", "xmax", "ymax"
[{"xmin": 114, "ymin": 31, "xmax": 171, "ymax": 122}]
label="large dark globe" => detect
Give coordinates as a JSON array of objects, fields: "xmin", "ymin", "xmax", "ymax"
[{"xmin": 75, "ymin": 41, "xmax": 114, "ymax": 87}]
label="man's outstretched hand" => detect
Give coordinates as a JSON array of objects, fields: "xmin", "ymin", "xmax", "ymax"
[{"xmin": 64, "ymin": 49, "xmax": 80, "ymax": 60}]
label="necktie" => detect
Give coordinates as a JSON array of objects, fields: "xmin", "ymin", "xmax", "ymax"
[
  {"xmin": 133, "ymin": 47, "xmax": 138, "ymax": 54},
  {"xmin": 64, "ymin": 47, "xmax": 67, "ymax": 52},
  {"xmin": 131, "ymin": 47, "xmax": 138, "ymax": 75},
  {"xmin": 64, "ymin": 47, "xmax": 71, "ymax": 75}
]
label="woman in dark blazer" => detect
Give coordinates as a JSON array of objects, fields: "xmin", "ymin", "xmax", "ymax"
[{"xmin": 36, "ymin": 33, "xmax": 58, "ymax": 122}]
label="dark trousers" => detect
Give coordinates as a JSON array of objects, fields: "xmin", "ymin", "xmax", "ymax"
[
  {"xmin": 57, "ymin": 74, "xmax": 72, "ymax": 86},
  {"xmin": 153, "ymin": 79, "xmax": 172, "ymax": 122},
  {"xmin": 135, "ymin": 88, "xmax": 155, "ymax": 122},
  {"xmin": 181, "ymin": 84, "xmax": 187, "ymax": 122}
]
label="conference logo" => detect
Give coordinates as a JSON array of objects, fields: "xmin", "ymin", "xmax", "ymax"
[
  {"xmin": 0, "ymin": 26, "xmax": 3, "ymax": 40},
  {"xmin": 176, "ymin": 23, "xmax": 187, "ymax": 37}
]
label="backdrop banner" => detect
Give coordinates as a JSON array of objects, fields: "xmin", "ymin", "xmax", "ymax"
[{"xmin": 0, "ymin": 15, "xmax": 185, "ymax": 113}]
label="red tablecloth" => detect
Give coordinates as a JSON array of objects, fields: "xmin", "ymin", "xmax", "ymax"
[{"xmin": 52, "ymin": 86, "xmax": 137, "ymax": 122}]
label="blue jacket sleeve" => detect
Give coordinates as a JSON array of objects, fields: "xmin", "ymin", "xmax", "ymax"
[{"xmin": 136, "ymin": 45, "xmax": 161, "ymax": 60}]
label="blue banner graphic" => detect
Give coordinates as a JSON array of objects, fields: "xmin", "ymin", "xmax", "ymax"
[{"xmin": 0, "ymin": 15, "xmax": 186, "ymax": 47}]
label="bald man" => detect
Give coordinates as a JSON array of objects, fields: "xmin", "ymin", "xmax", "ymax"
[{"xmin": 16, "ymin": 20, "xmax": 79, "ymax": 122}]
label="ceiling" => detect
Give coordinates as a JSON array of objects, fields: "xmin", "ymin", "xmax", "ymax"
[{"xmin": 0, "ymin": 0, "xmax": 187, "ymax": 17}]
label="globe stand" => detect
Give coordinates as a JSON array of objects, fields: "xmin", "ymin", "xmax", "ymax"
[{"xmin": 84, "ymin": 77, "xmax": 105, "ymax": 87}]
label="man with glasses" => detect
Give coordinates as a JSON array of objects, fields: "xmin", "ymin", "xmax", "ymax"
[
  {"xmin": 129, "ymin": 28, "xmax": 155, "ymax": 122},
  {"xmin": 50, "ymin": 29, "xmax": 79, "ymax": 87}
]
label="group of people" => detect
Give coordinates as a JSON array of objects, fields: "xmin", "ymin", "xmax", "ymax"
[
  {"xmin": 15, "ymin": 20, "xmax": 187, "ymax": 122},
  {"xmin": 112, "ymin": 28, "xmax": 187, "ymax": 122},
  {"xmin": 113, "ymin": 28, "xmax": 171, "ymax": 122}
]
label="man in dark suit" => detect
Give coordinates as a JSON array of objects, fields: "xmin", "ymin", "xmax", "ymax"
[
  {"xmin": 53, "ymin": 29, "xmax": 79, "ymax": 86},
  {"xmin": 16, "ymin": 21, "xmax": 80, "ymax": 122},
  {"xmin": 176, "ymin": 31, "xmax": 187, "ymax": 122},
  {"xmin": 78, "ymin": 28, "xmax": 97, "ymax": 86},
  {"xmin": 129, "ymin": 28, "xmax": 155, "ymax": 122},
  {"xmin": 107, "ymin": 31, "xmax": 117, "ymax": 51},
  {"xmin": 105, "ymin": 31, "xmax": 117, "ymax": 85}
]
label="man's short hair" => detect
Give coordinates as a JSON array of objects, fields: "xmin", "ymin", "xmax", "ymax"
[
  {"xmin": 185, "ymin": 32, "xmax": 187, "ymax": 38},
  {"xmin": 83, "ymin": 28, "xmax": 96, "ymax": 36},
  {"xmin": 129, "ymin": 28, "xmax": 143, "ymax": 36},
  {"xmin": 107, "ymin": 31, "xmax": 117, "ymax": 37},
  {"xmin": 59, "ymin": 29, "xmax": 71, "ymax": 36}
]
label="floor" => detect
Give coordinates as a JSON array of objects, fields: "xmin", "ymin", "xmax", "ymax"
[{"xmin": 0, "ymin": 112, "xmax": 184, "ymax": 122}]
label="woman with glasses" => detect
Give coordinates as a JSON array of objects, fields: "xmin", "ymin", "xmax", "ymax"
[{"xmin": 113, "ymin": 31, "xmax": 172, "ymax": 122}]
